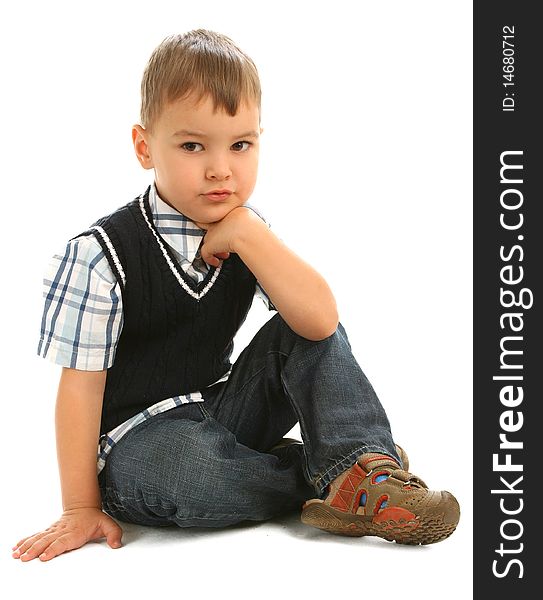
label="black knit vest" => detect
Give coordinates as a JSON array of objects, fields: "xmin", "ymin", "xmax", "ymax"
[{"xmin": 72, "ymin": 185, "xmax": 257, "ymax": 436}]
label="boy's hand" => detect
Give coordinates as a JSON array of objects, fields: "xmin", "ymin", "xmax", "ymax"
[
  {"xmin": 194, "ymin": 206, "xmax": 267, "ymax": 267},
  {"xmin": 11, "ymin": 507, "xmax": 123, "ymax": 562}
]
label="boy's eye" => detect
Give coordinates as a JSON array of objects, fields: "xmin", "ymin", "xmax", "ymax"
[
  {"xmin": 232, "ymin": 141, "xmax": 252, "ymax": 151},
  {"xmin": 180, "ymin": 142, "xmax": 203, "ymax": 152},
  {"xmin": 180, "ymin": 141, "xmax": 252, "ymax": 152}
]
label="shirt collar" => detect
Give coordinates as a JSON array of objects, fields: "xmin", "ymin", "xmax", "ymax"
[
  {"xmin": 148, "ymin": 180, "xmax": 204, "ymax": 264},
  {"xmin": 147, "ymin": 180, "xmax": 268, "ymax": 264}
]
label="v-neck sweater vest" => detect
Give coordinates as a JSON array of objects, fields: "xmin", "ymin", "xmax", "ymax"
[{"xmin": 72, "ymin": 185, "xmax": 257, "ymax": 437}]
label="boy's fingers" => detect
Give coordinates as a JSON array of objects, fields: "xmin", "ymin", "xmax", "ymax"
[
  {"xmin": 14, "ymin": 533, "xmax": 38, "ymax": 547},
  {"xmin": 106, "ymin": 533, "xmax": 123, "ymax": 549},
  {"xmin": 13, "ymin": 532, "xmax": 45, "ymax": 556},
  {"xmin": 209, "ymin": 252, "xmax": 229, "ymax": 266},
  {"xmin": 103, "ymin": 519, "xmax": 123, "ymax": 548},
  {"xmin": 16, "ymin": 532, "xmax": 61, "ymax": 561},
  {"xmin": 38, "ymin": 535, "xmax": 72, "ymax": 561},
  {"xmin": 202, "ymin": 254, "xmax": 219, "ymax": 267}
]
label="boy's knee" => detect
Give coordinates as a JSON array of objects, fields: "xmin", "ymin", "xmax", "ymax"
[{"xmin": 336, "ymin": 320, "xmax": 350, "ymax": 342}]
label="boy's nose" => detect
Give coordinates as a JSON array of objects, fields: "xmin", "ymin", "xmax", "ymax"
[{"xmin": 205, "ymin": 157, "xmax": 232, "ymax": 180}]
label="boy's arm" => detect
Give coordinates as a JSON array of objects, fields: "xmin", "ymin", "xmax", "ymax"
[
  {"xmin": 12, "ymin": 367, "xmax": 122, "ymax": 563},
  {"xmin": 55, "ymin": 367, "xmax": 107, "ymax": 510},
  {"xmin": 233, "ymin": 216, "xmax": 339, "ymax": 341}
]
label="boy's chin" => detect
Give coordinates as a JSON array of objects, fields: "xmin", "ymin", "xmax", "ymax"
[
  {"xmin": 193, "ymin": 204, "xmax": 241, "ymax": 224},
  {"xmin": 192, "ymin": 214, "xmax": 224, "ymax": 229},
  {"xmin": 192, "ymin": 212, "xmax": 222, "ymax": 223}
]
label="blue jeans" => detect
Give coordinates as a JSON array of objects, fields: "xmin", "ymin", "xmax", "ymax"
[{"xmin": 98, "ymin": 313, "xmax": 400, "ymax": 528}]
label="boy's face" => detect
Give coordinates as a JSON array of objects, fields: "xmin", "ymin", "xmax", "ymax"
[{"xmin": 132, "ymin": 93, "xmax": 262, "ymax": 224}]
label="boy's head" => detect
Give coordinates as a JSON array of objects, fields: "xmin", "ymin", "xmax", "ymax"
[{"xmin": 132, "ymin": 29, "xmax": 263, "ymax": 225}]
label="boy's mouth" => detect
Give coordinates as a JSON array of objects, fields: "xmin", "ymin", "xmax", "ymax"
[{"xmin": 203, "ymin": 190, "xmax": 233, "ymax": 201}]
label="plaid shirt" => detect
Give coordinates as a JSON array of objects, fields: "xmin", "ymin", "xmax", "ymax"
[{"xmin": 37, "ymin": 181, "xmax": 276, "ymax": 475}]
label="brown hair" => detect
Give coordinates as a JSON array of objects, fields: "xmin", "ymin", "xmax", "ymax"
[{"xmin": 140, "ymin": 29, "xmax": 262, "ymax": 135}]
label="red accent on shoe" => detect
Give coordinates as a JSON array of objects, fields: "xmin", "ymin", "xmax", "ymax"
[
  {"xmin": 373, "ymin": 494, "xmax": 389, "ymax": 515},
  {"xmin": 351, "ymin": 462, "xmax": 366, "ymax": 479},
  {"xmin": 353, "ymin": 487, "xmax": 368, "ymax": 513},
  {"xmin": 372, "ymin": 506, "xmax": 419, "ymax": 527},
  {"xmin": 330, "ymin": 463, "xmax": 366, "ymax": 512}
]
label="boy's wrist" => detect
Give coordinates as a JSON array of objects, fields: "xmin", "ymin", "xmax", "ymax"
[
  {"xmin": 232, "ymin": 208, "xmax": 270, "ymax": 255},
  {"xmin": 64, "ymin": 504, "xmax": 102, "ymax": 513},
  {"xmin": 62, "ymin": 487, "xmax": 102, "ymax": 512}
]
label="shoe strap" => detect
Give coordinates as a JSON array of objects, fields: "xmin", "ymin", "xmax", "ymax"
[
  {"xmin": 357, "ymin": 453, "xmax": 429, "ymax": 489},
  {"xmin": 388, "ymin": 469, "xmax": 429, "ymax": 489},
  {"xmin": 357, "ymin": 452, "xmax": 401, "ymax": 473}
]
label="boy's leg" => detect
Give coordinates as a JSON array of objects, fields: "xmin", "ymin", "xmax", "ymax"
[
  {"xmin": 200, "ymin": 312, "xmax": 401, "ymax": 499},
  {"xmin": 203, "ymin": 314, "xmax": 459, "ymax": 544},
  {"xmin": 98, "ymin": 400, "xmax": 315, "ymax": 528}
]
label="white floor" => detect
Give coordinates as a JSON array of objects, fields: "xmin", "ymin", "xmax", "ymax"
[{"xmin": 5, "ymin": 497, "xmax": 471, "ymax": 599}]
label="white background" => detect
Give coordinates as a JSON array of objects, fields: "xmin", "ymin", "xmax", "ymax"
[{"xmin": 1, "ymin": 0, "xmax": 472, "ymax": 597}]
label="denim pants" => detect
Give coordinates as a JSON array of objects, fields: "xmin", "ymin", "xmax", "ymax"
[{"xmin": 98, "ymin": 313, "xmax": 400, "ymax": 528}]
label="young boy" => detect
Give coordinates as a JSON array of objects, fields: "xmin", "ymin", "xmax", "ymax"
[{"xmin": 12, "ymin": 29, "xmax": 459, "ymax": 563}]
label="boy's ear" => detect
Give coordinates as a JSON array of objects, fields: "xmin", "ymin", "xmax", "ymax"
[{"xmin": 132, "ymin": 124, "xmax": 154, "ymax": 170}]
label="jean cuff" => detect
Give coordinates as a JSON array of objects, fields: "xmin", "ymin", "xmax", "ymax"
[{"xmin": 311, "ymin": 444, "xmax": 399, "ymax": 498}]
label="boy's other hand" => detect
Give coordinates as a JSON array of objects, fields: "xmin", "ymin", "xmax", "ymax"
[
  {"xmin": 11, "ymin": 507, "xmax": 123, "ymax": 562},
  {"xmin": 194, "ymin": 206, "xmax": 267, "ymax": 267}
]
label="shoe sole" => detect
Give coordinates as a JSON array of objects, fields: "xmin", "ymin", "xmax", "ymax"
[{"xmin": 301, "ymin": 494, "xmax": 459, "ymax": 545}]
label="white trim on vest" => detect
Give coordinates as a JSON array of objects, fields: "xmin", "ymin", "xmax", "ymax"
[
  {"xmin": 90, "ymin": 225, "xmax": 127, "ymax": 286},
  {"xmin": 138, "ymin": 195, "xmax": 222, "ymax": 300}
]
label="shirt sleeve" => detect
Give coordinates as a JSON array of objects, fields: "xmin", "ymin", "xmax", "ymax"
[
  {"xmin": 37, "ymin": 234, "xmax": 124, "ymax": 371},
  {"xmin": 255, "ymin": 282, "xmax": 277, "ymax": 312},
  {"xmin": 243, "ymin": 201, "xmax": 277, "ymax": 312}
]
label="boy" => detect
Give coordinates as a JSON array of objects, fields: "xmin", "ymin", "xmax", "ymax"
[{"xmin": 12, "ymin": 29, "xmax": 459, "ymax": 563}]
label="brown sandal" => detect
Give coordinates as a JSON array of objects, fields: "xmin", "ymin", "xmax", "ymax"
[{"xmin": 301, "ymin": 452, "xmax": 459, "ymax": 545}]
